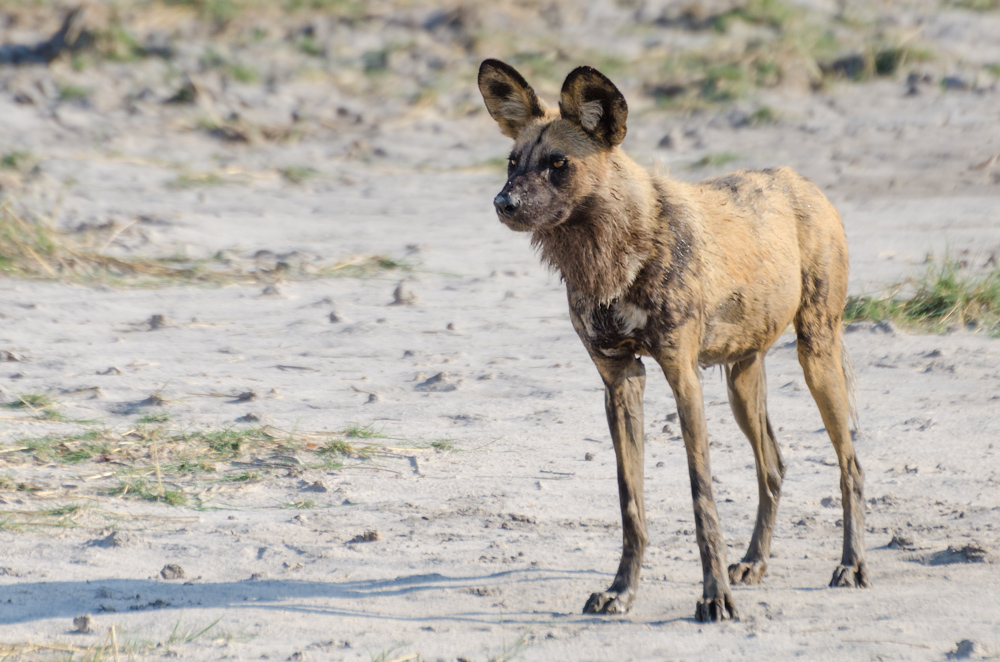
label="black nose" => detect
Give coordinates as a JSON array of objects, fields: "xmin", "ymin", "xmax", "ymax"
[{"xmin": 493, "ymin": 192, "xmax": 520, "ymax": 215}]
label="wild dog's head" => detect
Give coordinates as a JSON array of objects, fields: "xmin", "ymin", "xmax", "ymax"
[{"xmin": 478, "ymin": 59, "xmax": 627, "ymax": 232}]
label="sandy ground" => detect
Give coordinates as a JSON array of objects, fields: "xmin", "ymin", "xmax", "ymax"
[{"xmin": 2, "ymin": 1, "xmax": 1000, "ymax": 660}]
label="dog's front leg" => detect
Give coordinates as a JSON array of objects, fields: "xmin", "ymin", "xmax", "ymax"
[
  {"xmin": 583, "ymin": 354, "xmax": 648, "ymax": 615},
  {"xmin": 665, "ymin": 360, "xmax": 739, "ymax": 622}
]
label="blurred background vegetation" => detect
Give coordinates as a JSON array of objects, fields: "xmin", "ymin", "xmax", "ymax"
[{"xmin": 1, "ymin": 0, "xmax": 997, "ymax": 127}]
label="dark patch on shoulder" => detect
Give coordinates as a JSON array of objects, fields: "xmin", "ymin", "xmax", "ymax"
[
  {"xmin": 625, "ymin": 182, "xmax": 701, "ymax": 340},
  {"xmin": 659, "ymin": 184, "xmax": 697, "ymax": 297},
  {"xmin": 704, "ymin": 173, "xmax": 746, "ymax": 195}
]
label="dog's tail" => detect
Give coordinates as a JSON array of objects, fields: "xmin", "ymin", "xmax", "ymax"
[{"xmin": 841, "ymin": 336, "xmax": 862, "ymax": 440}]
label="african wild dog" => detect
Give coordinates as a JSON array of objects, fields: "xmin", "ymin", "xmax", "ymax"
[{"xmin": 477, "ymin": 59, "xmax": 867, "ymax": 622}]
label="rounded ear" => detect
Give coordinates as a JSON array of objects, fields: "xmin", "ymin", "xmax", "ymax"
[
  {"xmin": 559, "ymin": 66, "xmax": 628, "ymax": 148},
  {"xmin": 478, "ymin": 59, "xmax": 545, "ymax": 139}
]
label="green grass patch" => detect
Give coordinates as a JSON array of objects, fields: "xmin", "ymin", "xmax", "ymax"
[
  {"xmin": 0, "ymin": 150, "xmax": 37, "ymax": 173},
  {"xmin": 108, "ymin": 477, "xmax": 187, "ymax": 505},
  {"xmin": 164, "ymin": 0, "xmax": 239, "ymax": 23},
  {"xmin": 712, "ymin": 0, "xmax": 799, "ymax": 32},
  {"xmin": 748, "ymin": 106, "xmax": 779, "ymax": 125},
  {"xmin": 76, "ymin": 20, "xmax": 147, "ymax": 63},
  {"xmin": 280, "ymin": 165, "xmax": 318, "ymax": 184},
  {"xmin": 16, "ymin": 429, "xmax": 108, "ymax": 463},
  {"xmin": 221, "ymin": 470, "xmax": 260, "ymax": 482},
  {"xmin": 0, "ymin": 518, "xmax": 24, "ymax": 532},
  {"xmin": 949, "ymin": 0, "xmax": 1000, "ymax": 9},
  {"xmin": 700, "ymin": 62, "xmax": 750, "ymax": 102},
  {"xmin": 845, "ymin": 257, "xmax": 1000, "ymax": 334},
  {"xmin": 168, "ymin": 172, "xmax": 226, "ymax": 189},
  {"xmin": 41, "ymin": 503, "xmax": 87, "ymax": 517},
  {"xmin": 228, "ymin": 62, "xmax": 259, "ymax": 83},
  {"xmin": 690, "ymin": 152, "xmax": 739, "ymax": 169},
  {"xmin": 0, "ymin": 474, "xmax": 41, "ymax": 493},
  {"xmin": 165, "ymin": 615, "xmax": 224, "ymax": 648},
  {"xmin": 298, "ymin": 35, "xmax": 323, "ymax": 57},
  {"xmin": 318, "ymin": 439, "xmax": 373, "ymax": 458},
  {"xmin": 343, "ymin": 423, "xmax": 385, "ymax": 439},
  {"xmin": 824, "ymin": 43, "xmax": 935, "ymax": 82},
  {"xmin": 9, "ymin": 393, "xmax": 54, "ymax": 409},
  {"xmin": 57, "ymin": 83, "xmax": 91, "ymax": 102},
  {"xmin": 3, "ymin": 393, "xmax": 67, "ymax": 421},
  {"xmin": 283, "ymin": 0, "xmax": 365, "ymax": 15}
]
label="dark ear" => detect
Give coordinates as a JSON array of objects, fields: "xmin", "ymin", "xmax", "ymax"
[
  {"xmin": 478, "ymin": 59, "xmax": 545, "ymax": 139},
  {"xmin": 559, "ymin": 66, "xmax": 628, "ymax": 148}
]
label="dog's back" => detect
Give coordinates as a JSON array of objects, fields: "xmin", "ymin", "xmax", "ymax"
[{"xmin": 658, "ymin": 166, "xmax": 849, "ymax": 364}]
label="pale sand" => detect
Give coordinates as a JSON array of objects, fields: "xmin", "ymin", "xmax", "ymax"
[{"xmin": 2, "ymin": 3, "xmax": 1000, "ymax": 660}]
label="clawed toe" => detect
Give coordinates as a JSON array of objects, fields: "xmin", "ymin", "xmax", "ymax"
[
  {"xmin": 728, "ymin": 560, "xmax": 767, "ymax": 585},
  {"xmin": 695, "ymin": 593, "xmax": 739, "ymax": 622},
  {"xmin": 830, "ymin": 562, "xmax": 870, "ymax": 588},
  {"xmin": 583, "ymin": 591, "xmax": 632, "ymax": 614}
]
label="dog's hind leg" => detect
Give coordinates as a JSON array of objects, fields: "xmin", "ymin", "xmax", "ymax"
[
  {"xmin": 725, "ymin": 352, "xmax": 786, "ymax": 585},
  {"xmin": 796, "ymin": 318, "xmax": 869, "ymax": 588},
  {"xmin": 583, "ymin": 354, "xmax": 648, "ymax": 615}
]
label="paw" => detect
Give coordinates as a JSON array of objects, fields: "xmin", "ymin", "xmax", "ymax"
[
  {"xmin": 583, "ymin": 591, "xmax": 633, "ymax": 614},
  {"xmin": 728, "ymin": 560, "xmax": 767, "ymax": 585},
  {"xmin": 694, "ymin": 592, "xmax": 739, "ymax": 622},
  {"xmin": 830, "ymin": 562, "xmax": 870, "ymax": 588}
]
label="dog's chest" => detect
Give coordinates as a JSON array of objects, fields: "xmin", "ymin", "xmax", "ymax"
[{"xmin": 573, "ymin": 299, "xmax": 651, "ymax": 356}]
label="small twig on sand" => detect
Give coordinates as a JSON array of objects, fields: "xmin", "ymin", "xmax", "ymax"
[{"xmin": 842, "ymin": 639, "xmax": 932, "ymax": 650}]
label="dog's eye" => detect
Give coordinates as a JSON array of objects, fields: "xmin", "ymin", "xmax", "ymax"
[
  {"xmin": 551, "ymin": 158, "xmax": 566, "ymax": 169},
  {"xmin": 508, "ymin": 156, "xmax": 518, "ymax": 168}
]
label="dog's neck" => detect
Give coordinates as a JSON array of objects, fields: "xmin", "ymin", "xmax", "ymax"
[{"xmin": 531, "ymin": 151, "xmax": 659, "ymax": 305}]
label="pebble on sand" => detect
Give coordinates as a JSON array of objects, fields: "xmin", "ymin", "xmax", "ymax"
[
  {"xmin": 73, "ymin": 614, "xmax": 94, "ymax": 634},
  {"xmin": 160, "ymin": 563, "xmax": 186, "ymax": 580},
  {"xmin": 349, "ymin": 530, "xmax": 381, "ymax": 543},
  {"xmin": 415, "ymin": 372, "xmax": 459, "ymax": 392},
  {"xmin": 391, "ymin": 280, "xmax": 418, "ymax": 305}
]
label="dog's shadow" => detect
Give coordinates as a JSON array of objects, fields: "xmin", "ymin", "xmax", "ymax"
[{"xmin": 2, "ymin": 568, "xmax": 613, "ymax": 627}]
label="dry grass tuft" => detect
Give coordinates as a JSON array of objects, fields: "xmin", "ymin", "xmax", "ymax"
[
  {"xmin": 2, "ymin": 422, "xmax": 435, "ymax": 507},
  {"xmin": 0, "ymin": 200, "xmax": 404, "ymax": 286}
]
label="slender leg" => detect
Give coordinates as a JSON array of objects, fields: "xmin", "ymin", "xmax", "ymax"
[
  {"xmin": 663, "ymin": 358, "xmax": 738, "ymax": 622},
  {"xmin": 797, "ymin": 331, "xmax": 869, "ymax": 588},
  {"xmin": 583, "ymin": 355, "xmax": 648, "ymax": 614},
  {"xmin": 725, "ymin": 353, "xmax": 786, "ymax": 585}
]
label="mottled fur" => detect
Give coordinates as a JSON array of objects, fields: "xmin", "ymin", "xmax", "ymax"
[{"xmin": 478, "ymin": 59, "xmax": 868, "ymax": 622}]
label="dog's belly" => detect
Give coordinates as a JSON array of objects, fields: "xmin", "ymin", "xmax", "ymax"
[
  {"xmin": 698, "ymin": 286, "xmax": 799, "ymax": 365},
  {"xmin": 573, "ymin": 289, "xmax": 797, "ymax": 365}
]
